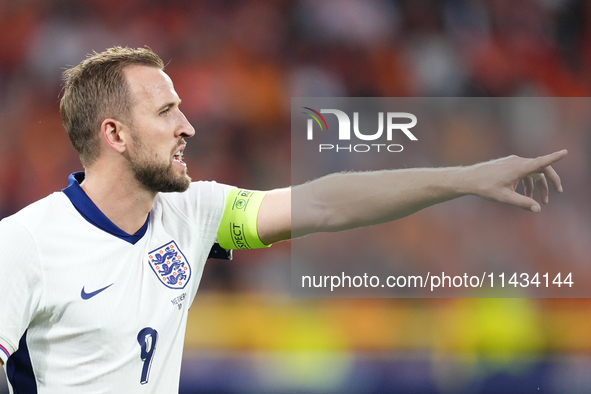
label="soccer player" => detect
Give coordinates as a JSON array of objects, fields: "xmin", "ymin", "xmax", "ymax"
[{"xmin": 0, "ymin": 47, "xmax": 566, "ymax": 393}]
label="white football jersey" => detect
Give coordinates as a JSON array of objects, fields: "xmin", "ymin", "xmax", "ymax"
[{"xmin": 0, "ymin": 173, "xmax": 232, "ymax": 393}]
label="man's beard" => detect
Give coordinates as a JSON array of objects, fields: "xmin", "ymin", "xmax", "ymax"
[{"xmin": 128, "ymin": 138, "xmax": 191, "ymax": 193}]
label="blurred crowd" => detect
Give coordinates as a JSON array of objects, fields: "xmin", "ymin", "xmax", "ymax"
[
  {"xmin": 1, "ymin": 0, "xmax": 591, "ymax": 392},
  {"xmin": 0, "ymin": 0, "xmax": 590, "ymax": 291}
]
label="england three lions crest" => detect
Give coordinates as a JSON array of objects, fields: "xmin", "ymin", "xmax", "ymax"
[{"xmin": 148, "ymin": 241, "xmax": 191, "ymax": 289}]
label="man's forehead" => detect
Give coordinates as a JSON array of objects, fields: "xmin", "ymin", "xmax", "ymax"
[{"xmin": 123, "ymin": 65, "xmax": 178, "ymax": 105}]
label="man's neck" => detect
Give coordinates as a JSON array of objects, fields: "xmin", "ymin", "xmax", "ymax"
[{"xmin": 80, "ymin": 167, "xmax": 156, "ymax": 235}]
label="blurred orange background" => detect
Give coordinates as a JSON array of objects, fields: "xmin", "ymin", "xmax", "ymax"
[{"xmin": 1, "ymin": 0, "xmax": 590, "ymax": 392}]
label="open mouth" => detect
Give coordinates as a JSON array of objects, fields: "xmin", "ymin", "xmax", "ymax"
[{"xmin": 173, "ymin": 146, "xmax": 186, "ymax": 166}]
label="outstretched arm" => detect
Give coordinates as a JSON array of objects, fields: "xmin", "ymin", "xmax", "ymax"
[{"xmin": 257, "ymin": 150, "xmax": 567, "ymax": 245}]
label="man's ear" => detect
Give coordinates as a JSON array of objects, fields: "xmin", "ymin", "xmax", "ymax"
[{"xmin": 101, "ymin": 118, "xmax": 129, "ymax": 154}]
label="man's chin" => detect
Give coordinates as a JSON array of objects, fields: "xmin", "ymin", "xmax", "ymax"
[
  {"xmin": 130, "ymin": 159, "xmax": 192, "ymax": 193},
  {"xmin": 175, "ymin": 174, "xmax": 192, "ymax": 192},
  {"xmin": 135, "ymin": 173, "xmax": 191, "ymax": 194},
  {"xmin": 175, "ymin": 168, "xmax": 192, "ymax": 190},
  {"xmin": 160, "ymin": 173, "xmax": 191, "ymax": 193}
]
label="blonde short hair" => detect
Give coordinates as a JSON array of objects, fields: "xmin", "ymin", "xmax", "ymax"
[{"xmin": 60, "ymin": 47, "xmax": 164, "ymax": 167}]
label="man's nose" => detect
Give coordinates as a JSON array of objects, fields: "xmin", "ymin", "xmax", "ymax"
[{"xmin": 177, "ymin": 111, "xmax": 195, "ymax": 138}]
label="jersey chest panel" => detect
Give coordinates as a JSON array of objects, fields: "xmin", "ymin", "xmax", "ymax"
[{"xmin": 25, "ymin": 197, "xmax": 209, "ymax": 392}]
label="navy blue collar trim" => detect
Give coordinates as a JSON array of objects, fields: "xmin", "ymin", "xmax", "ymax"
[{"xmin": 61, "ymin": 172, "xmax": 149, "ymax": 245}]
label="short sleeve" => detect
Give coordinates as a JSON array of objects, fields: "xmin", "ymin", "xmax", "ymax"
[
  {"xmin": 0, "ymin": 219, "xmax": 43, "ymax": 363},
  {"xmin": 157, "ymin": 181, "xmax": 234, "ymax": 253}
]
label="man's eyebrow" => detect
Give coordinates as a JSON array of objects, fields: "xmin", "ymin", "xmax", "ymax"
[{"xmin": 157, "ymin": 99, "xmax": 182, "ymax": 112}]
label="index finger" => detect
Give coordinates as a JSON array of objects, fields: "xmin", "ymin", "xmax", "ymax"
[{"xmin": 526, "ymin": 149, "xmax": 568, "ymax": 174}]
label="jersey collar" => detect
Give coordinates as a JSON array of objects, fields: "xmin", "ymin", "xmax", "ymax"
[{"xmin": 61, "ymin": 172, "xmax": 149, "ymax": 245}]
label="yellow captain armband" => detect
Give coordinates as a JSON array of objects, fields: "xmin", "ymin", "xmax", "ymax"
[{"xmin": 217, "ymin": 188, "xmax": 271, "ymax": 250}]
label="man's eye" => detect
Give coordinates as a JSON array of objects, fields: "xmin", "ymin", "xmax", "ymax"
[{"xmin": 160, "ymin": 108, "xmax": 170, "ymax": 116}]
